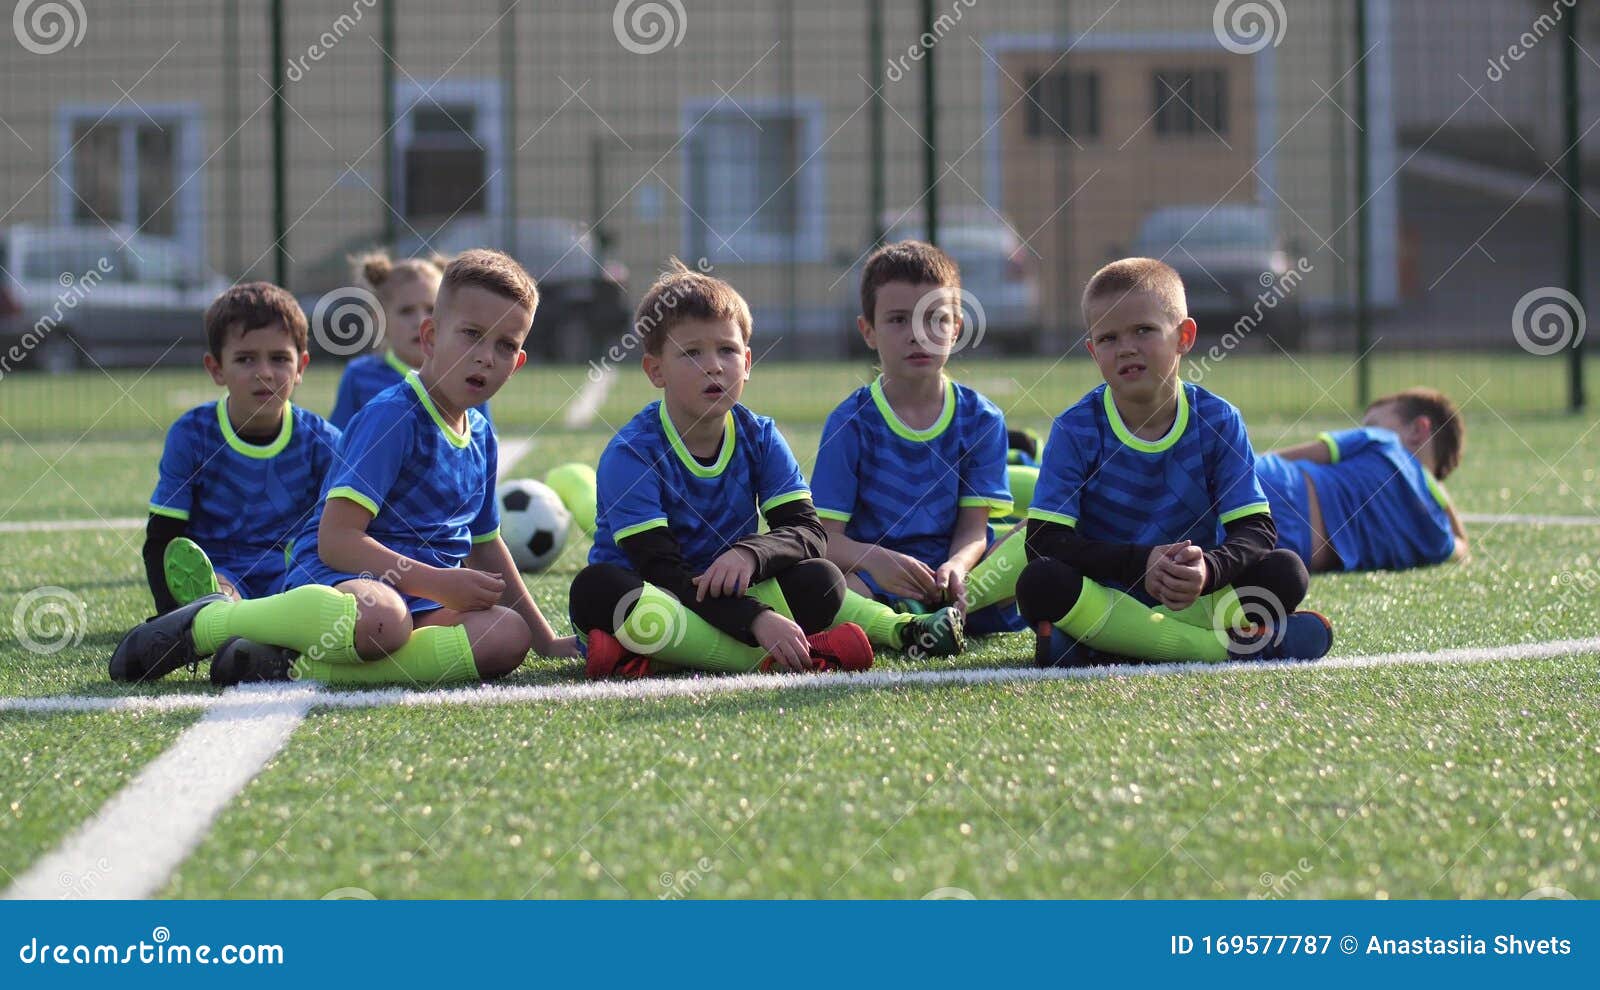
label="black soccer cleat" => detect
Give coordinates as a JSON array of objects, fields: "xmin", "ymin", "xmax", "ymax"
[
  {"xmin": 108, "ymin": 593, "xmax": 230, "ymax": 684},
  {"xmin": 210, "ymin": 637, "xmax": 299, "ymax": 686}
]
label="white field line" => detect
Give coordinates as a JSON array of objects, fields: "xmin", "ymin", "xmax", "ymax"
[
  {"xmin": 2, "ymin": 684, "xmax": 316, "ymax": 900},
  {"xmin": 564, "ymin": 366, "xmax": 615, "ymax": 429},
  {"xmin": 0, "ymin": 436, "xmax": 536, "ymax": 535},
  {"xmin": 1460, "ymin": 512, "xmax": 1600, "ymax": 527},
  {"xmin": 5, "ymin": 635, "xmax": 1598, "ymax": 718}
]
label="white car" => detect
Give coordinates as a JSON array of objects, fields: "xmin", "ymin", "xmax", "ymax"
[{"xmin": 0, "ymin": 224, "xmax": 227, "ymax": 373}]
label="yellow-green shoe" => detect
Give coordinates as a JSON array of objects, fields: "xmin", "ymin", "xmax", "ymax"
[{"xmin": 164, "ymin": 537, "xmax": 220, "ymax": 606}]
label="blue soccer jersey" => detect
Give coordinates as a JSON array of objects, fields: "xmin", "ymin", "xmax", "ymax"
[
  {"xmin": 149, "ymin": 400, "xmax": 342, "ymax": 598},
  {"xmin": 288, "ymin": 371, "xmax": 499, "ymax": 610},
  {"xmin": 330, "ymin": 349, "xmax": 491, "ymax": 430},
  {"xmin": 812, "ymin": 375, "xmax": 1013, "ymax": 567},
  {"xmin": 1256, "ymin": 427, "xmax": 1454, "ymax": 571},
  {"xmin": 589, "ymin": 401, "xmax": 810, "ymax": 574},
  {"xmin": 1028, "ymin": 382, "xmax": 1270, "ymax": 590}
]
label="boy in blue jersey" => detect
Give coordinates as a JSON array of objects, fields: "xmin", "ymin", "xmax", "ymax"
[
  {"xmin": 812, "ymin": 240, "xmax": 1028, "ymax": 659},
  {"xmin": 1256, "ymin": 387, "xmax": 1467, "ymax": 572},
  {"xmin": 1018, "ymin": 258, "xmax": 1333, "ymax": 667},
  {"xmin": 111, "ymin": 250, "xmax": 577, "ymax": 686},
  {"xmin": 143, "ymin": 283, "xmax": 341, "ymax": 613},
  {"xmin": 570, "ymin": 260, "xmax": 872, "ymax": 678},
  {"xmin": 329, "ymin": 252, "xmax": 491, "ymax": 429}
]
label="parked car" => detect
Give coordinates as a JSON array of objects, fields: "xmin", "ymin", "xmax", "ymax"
[
  {"xmin": 839, "ymin": 208, "xmax": 1042, "ymax": 354},
  {"xmin": 0, "ymin": 224, "xmax": 227, "ymax": 372},
  {"xmin": 1128, "ymin": 204, "xmax": 1307, "ymax": 350},
  {"xmin": 298, "ymin": 216, "xmax": 631, "ymax": 364}
]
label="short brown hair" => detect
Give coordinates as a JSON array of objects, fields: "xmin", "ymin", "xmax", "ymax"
[
  {"xmin": 1371, "ymin": 387, "xmax": 1465, "ymax": 480},
  {"xmin": 437, "ymin": 248, "xmax": 539, "ymax": 320},
  {"xmin": 633, "ymin": 257, "xmax": 752, "ymax": 356},
  {"xmin": 204, "ymin": 282, "xmax": 308, "ymax": 358},
  {"xmin": 351, "ymin": 249, "xmax": 447, "ymax": 299},
  {"xmin": 859, "ymin": 239, "xmax": 961, "ymax": 323},
  {"xmin": 1082, "ymin": 257, "xmax": 1187, "ymax": 327}
]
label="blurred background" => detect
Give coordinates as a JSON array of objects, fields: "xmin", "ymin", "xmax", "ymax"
[{"xmin": 0, "ymin": 0, "xmax": 1593, "ymax": 433}]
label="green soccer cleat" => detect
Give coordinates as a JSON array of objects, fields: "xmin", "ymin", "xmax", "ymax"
[
  {"xmin": 899, "ymin": 605, "xmax": 965, "ymax": 660},
  {"xmin": 164, "ymin": 537, "xmax": 220, "ymax": 606}
]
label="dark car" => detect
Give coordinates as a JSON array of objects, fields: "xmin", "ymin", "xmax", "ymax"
[{"xmin": 1129, "ymin": 205, "xmax": 1307, "ymax": 351}]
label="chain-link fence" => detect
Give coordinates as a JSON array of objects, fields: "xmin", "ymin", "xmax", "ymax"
[{"xmin": 0, "ymin": 0, "xmax": 1591, "ymax": 438}]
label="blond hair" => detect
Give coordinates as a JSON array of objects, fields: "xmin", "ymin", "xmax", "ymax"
[
  {"xmin": 350, "ymin": 249, "xmax": 447, "ymax": 300},
  {"xmin": 633, "ymin": 257, "xmax": 752, "ymax": 355},
  {"xmin": 436, "ymin": 248, "xmax": 539, "ymax": 315},
  {"xmin": 1082, "ymin": 257, "xmax": 1188, "ymax": 327}
]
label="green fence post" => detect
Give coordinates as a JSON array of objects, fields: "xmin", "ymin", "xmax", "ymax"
[
  {"xmin": 1354, "ymin": 0, "xmax": 1371, "ymax": 409},
  {"xmin": 1565, "ymin": 2, "xmax": 1587, "ymax": 411},
  {"xmin": 869, "ymin": 0, "xmax": 886, "ymax": 248},
  {"xmin": 270, "ymin": 0, "xmax": 288, "ymax": 288},
  {"xmin": 382, "ymin": 0, "xmax": 397, "ymax": 250},
  {"xmin": 921, "ymin": 0, "xmax": 938, "ymax": 246}
]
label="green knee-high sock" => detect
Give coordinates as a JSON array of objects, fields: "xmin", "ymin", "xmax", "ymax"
[
  {"xmin": 1058, "ymin": 578, "xmax": 1230, "ymax": 662},
  {"xmin": 966, "ymin": 531, "xmax": 1026, "ymax": 612},
  {"xmin": 293, "ymin": 624, "xmax": 478, "ymax": 686},
  {"xmin": 192, "ymin": 585, "xmax": 360, "ymax": 662},
  {"xmin": 1005, "ymin": 464, "xmax": 1039, "ymax": 517},
  {"xmin": 1155, "ymin": 586, "xmax": 1246, "ymax": 633},
  {"xmin": 833, "ymin": 588, "xmax": 911, "ymax": 648},
  {"xmin": 618, "ymin": 583, "xmax": 768, "ymax": 674}
]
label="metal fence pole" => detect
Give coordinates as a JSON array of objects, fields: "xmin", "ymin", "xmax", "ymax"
[
  {"xmin": 1565, "ymin": 3, "xmax": 1587, "ymax": 412},
  {"xmin": 382, "ymin": 0, "xmax": 397, "ymax": 250},
  {"xmin": 270, "ymin": 0, "xmax": 288, "ymax": 287},
  {"xmin": 502, "ymin": 0, "xmax": 518, "ymax": 255},
  {"xmin": 921, "ymin": 0, "xmax": 938, "ymax": 247},
  {"xmin": 869, "ymin": 0, "xmax": 886, "ymax": 248},
  {"xmin": 1354, "ymin": 0, "xmax": 1371, "ymax": 408}
]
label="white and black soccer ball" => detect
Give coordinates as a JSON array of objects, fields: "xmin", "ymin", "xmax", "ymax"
[{"xmin": 498, "ymin": 479, "xmax": 572, "ymax": 573}]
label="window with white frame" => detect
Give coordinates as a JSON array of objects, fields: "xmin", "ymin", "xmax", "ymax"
[
  {"xmin": 394, "ymin": 80, "xmax": 505, "ymax": 228},
  {"xmin": 57, "ymin": 105, "xmax": 202, "ymax": 250},
  {"xmin": 683, "ymin": 101, "xmax": 824, "ymax": 263}
]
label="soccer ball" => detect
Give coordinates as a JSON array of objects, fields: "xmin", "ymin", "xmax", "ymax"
[{"xmin": 498, "ymin": 479, "xmax": 572, "ymax": 572}]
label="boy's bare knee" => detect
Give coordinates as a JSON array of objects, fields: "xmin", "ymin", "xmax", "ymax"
[
  {"xmin": 470, "ymin": 608, "xmax": 532, "ymax": 680},
  {"xmin": 347, "ymin": 583, "xmax": 411, "ymax": 657}
]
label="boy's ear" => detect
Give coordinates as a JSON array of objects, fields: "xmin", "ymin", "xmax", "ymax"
[
  {"xmin": 512, "ymin": 349, "xmax": 527, "ymax": 373},
  {"xmin": 743, "ymin": 345, "xmax": 753, "ymax": 380},
  {"xmin": 418, "ymin": 316, "xmax": 436, "ymax": 359},
  {"xmin": 203, "ymin": 352, "xmax": 225, "ymax": 386},
  {"xmin": 642, "ymin": 351, "xmax": 664, "ymax": 388},
  {"xmin": 857, "ymin": 314, "xmax": 877, "ymax": 351},
  {"xmin": 295, "ymin": 350, "xmax": 310, "ymax": 377},
  {"xmin": 1175, "ymin": 317, "xmax": 1198, "ymax": 354}
]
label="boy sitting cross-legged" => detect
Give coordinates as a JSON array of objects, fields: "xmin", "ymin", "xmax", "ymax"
[
  {"xmin": 812, "ymin": 240, "xmax": 1030, "ymax": 660},
  {"xmin": 144, "ymin": 283, "xmax": 342, "ymax": 615},
  {"xmin": 570, "ymin": 259, "xmax": 871, "ymax": 678},
  {"xmin": 1017, "ymin": 258, "xmax": 1333, "ymax": 667},
  {"xmin": 110, "ymin": 249, "xmax": 577, "ymax": 687}
]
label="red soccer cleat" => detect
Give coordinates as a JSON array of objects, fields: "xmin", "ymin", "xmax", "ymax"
[
  {"xmin": 805, "ymin": 622, "xmax": 873, "ymax": 672},
  {"xmin": 584, "ymin": 629, "xmax": 653, "ymax": 680}
]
